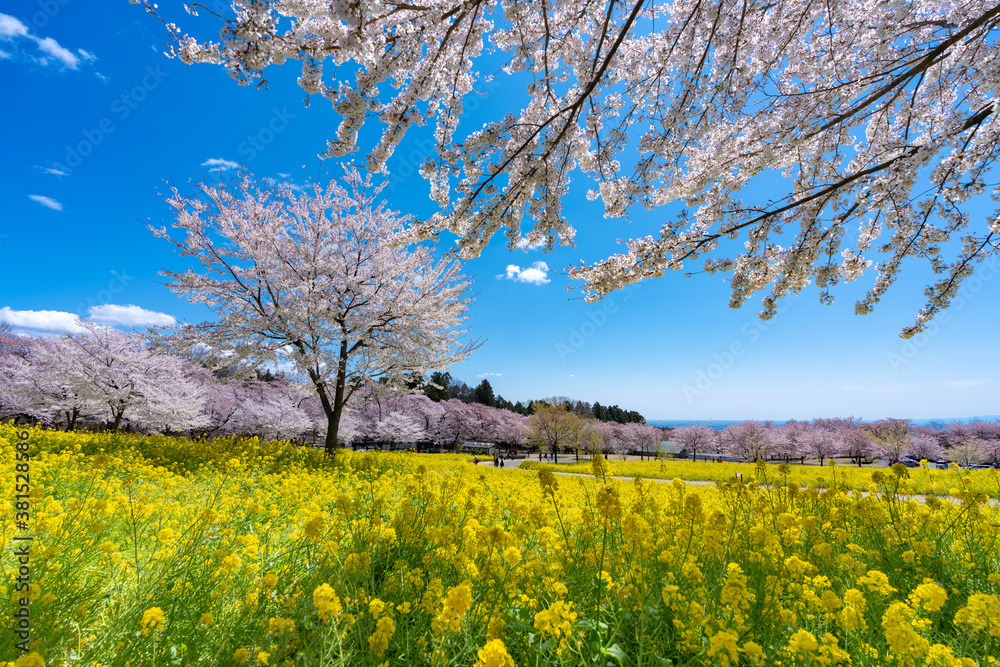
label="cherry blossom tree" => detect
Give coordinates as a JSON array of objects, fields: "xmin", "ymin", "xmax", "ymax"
[
  {"xmin": 234, "ymin": 379, "xmax": 314, "ymax": 441},
  {"xmin": 720, "ymin": 421, "xmax": 771, "ymax": 462},
  {"xmin": 493, "ymin": 409, "xmax": 529, "ymax": 448},
  {"xmin": 831, "ymin": 418, "xmax": 875, "ymax": 467},
  {"xmin": 431, "ymin": 399, "xmax": 480, "ymax": 450},
  {"xmin": 592, "ymin": 420, "xmax": 627, "ymax": 459},
  {"xmin": 141, "ymin": 0, "xmax": 1000, "ymax": 336},
  {"xmin": 623, "ymin": 422, "xmax": 664, "ymax": 461},
  {"xmin": 3, "ymin": 336, "xmax": 91, "ymax": 429},
  {"xmin": 671, "ymin": 424, "xmax": 718, "ymax": 462},
  {"xmin": 769, "ymin": 421, "xmax": 810, "ymax": 463},
  {"xmin": 867, "ymin": 418, "xmax": 913, "ymax": 464},
  {"xmin": 152, "ymin": 168, "xmax": 477, "ymax": 454},
  {"xmin": 906, "ymin": 434, "xmax": 945, "ymax": 462},
  {"xmin": 950, "ymin": 438, "xmax": 986, "ymax": 467},
  {"xmin": 375, "ymin": 411, "xmax": 426, "ymax": 449},
  {"xmin": 981, "ymin": 439, "xmax": 1000, "ymax": 466},
  {"xmin": 802, "ymin": 425, "xmax": 842, "ymax": 466},
  {"xmin": 59, "ymin": 321, "xmax": 208, "ymax": 433}
]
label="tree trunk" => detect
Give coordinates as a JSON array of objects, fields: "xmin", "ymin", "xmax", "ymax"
[
  {"xmin": 65, "ymin": 408, "xmax": 79, "ymax": 431},
  {"xmin": 311, "ymin": 340, "xmax": 351, "ymax": 458},
  {"xmin": 111, "ymin": 406, "xmax": 125, "ymax": 432}
]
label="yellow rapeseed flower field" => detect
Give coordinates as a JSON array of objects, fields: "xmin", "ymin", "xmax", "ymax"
[
  {"xmin": 2, "ymin": 426, "xmax": 999, "ymax": 666},
  {"xmin": 523, "ymin": 456, "xmax": 1000, "ymax": 499}
]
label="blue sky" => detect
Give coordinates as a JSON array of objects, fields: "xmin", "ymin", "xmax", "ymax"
[{"xmin": 2, "ymin": 1, "xmax": 998, "ymax": 421}]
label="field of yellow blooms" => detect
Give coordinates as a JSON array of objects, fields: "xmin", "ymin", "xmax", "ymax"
[
  {"xmin": 2, "ymin": 424, "xmax": 999, "ymax": 667},
  {"xmin": 522, "ymin": 457, "xmax": 1000, "ymax": 499}
]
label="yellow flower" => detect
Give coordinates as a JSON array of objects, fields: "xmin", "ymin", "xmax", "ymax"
[
  {"xmin": 14, "ymin": 653, "xmax": 45, "ymax": 667},
  {"xmin": 368, "ymin": 616, "xmax": 395, "ymax": 656},
  {"xmin": 502, "ymin": 545, "xmax": 521, "ymax": 566},
  {"xmin": 140, "ymin": 607, "xmax": 166, "ymax": 635},
  {"xmin": 538, "ymin": 470, "xmax": 559, "ymax": 496},
  {"xmin": 882, "ymin": 601, "xmax": 930, "ymax": 660},
  {"xmin": 432, "ymin": 581, "xmax": 473, "ymax": 635},
  {"xmin": 596, "ymin": 484, "xmax": 623, "ymax": 521},
  {"xmin": 954, "ymin": 593, "xmax": 1000, "ymax": 638},
  {"xmin": 256, "ymin": 651, "xmax": 270, "ymax": 665},
  {"xmin": 233, "ymin": 648, "xmax": 249, "ymax": 665},
  {"xmin": 313, "ymin": 583, "xmax": 342, "ymax": 624},
  {"xmin": 533, "ymin": 599, "xmax": 577, "ymax": 640},
  {"xmin": 859, "ymin": 569, "xmax": 897, "ymax": 595},
  {"xmin": 910, "ymin": 581, "xmax": 948, "ymax": 613},
  {"xmin": 369, "ymin": 598, "xmax": 387, "ymax": 617},
  {"xmin": 839, "ymin": 588, "xmax": 868, "ymax": 632},
  {"xmin": 591, "ymin": 454, "xmax": 610, "ymax": 480},
  {"xmin": 475, "ymin": 639, "xmax": 515, "ymax": 667},
  {"xmin": 198, "ymin": 612, "xmax": 214, "ymax": 627},
  {"xmin": 741, "ymin": 641, "xmax": 765, "ymax": 666},
  {"xmin": 786, "ymin": 629, "xmax": 819, "ymax": 654},
  {"xmin": 707, "ymin": 630, "xmax": 740, "ymax": 667},
  {"xmin": 267, "ymin": 617, "xmax": 295, "ymax": 635}
]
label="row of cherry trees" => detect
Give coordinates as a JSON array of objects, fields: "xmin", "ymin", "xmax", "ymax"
[
  {"xmin": 673, "ymin": 418, "xmax": 1000, "ymax": 466},
  {"xmin": 4, "ymin": 323, "xmax": 996, "ymax": 462},
  {"xmin": 0, "ymin": 323, "xmax": 524, "ymax": 448},
  {"xmin": 0, "ymin": 321, "xmax": 668, "ymax": 455}
]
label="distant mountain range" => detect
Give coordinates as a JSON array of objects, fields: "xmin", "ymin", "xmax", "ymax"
[{"xmin": 649, "ymin": 416, "xmax": 1000, "ymax": 431}]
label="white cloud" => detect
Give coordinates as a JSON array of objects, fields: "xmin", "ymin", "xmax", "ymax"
[
  {"xmin": 33, "ymin": 36, "xmax": 79, "ymax": 68},
  {"xmin": 841, "ymin": 384, "xmax": 913, "ymax": 393},
  {"xmin": 499, "ymin": 261, "xmax": 550, "ymax": 285},
  {"xmin": 477, "ymin": 372, "xmax": 502, "ymax": 378},
  {"xmin": 0, "ymin": 15, "xmax": 89, "ymax": 70},
  {"xmin": 202, "ymin": 158, "xmax": 240, "ymax": 172},
  {"xmin": 0, "ymin": 307, "xmax": 85, "ymax": 334},
  {"xmin": 28, "ymin": 194, "xmax": 62, "ymax": 210},
  {"xmin": 88, "ymin": 304, "xmax": 176, "ymax": 327},
  {"xmin": 278, "ymin": 172, "xmax": 291, "ymax": 178},
  {"xmin": 942, "ymin": 379, "xmax": 990, "ymax": 388},
  {"xmin": 95, "ymin": 72, "xmax": 110, "ymax": 83},
  {"xmin": 516, "ymin": 235, "xmax": 546, "ymax": 250},
  {"xmin": 0, "ymin": 14, "xmax": 29, "ymax": 40},
  {"xmin": 0, "ymin": 49, "xmax": 11, "ymax": 59},
  {"xmin": 0, "ymin": 304, "xmax": 177, "ymax": 334},
  {"xmin": 568, "ymin": 374, "xmax": 575, "ymax": 377}
]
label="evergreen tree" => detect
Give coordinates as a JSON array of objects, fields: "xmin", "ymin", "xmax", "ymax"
[
  {"xmin": 474, "ymin": 379, "xmax": 496, "ymax": 407},
  {"xmin": 425, "ymin": 371, "xmax": 452, "ymax": 402}
]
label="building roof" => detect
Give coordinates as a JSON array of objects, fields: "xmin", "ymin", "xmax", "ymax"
[{"xmin": 658, "ymin": 440, "xmax": 686, "ymax": 454}]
